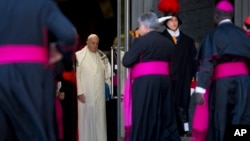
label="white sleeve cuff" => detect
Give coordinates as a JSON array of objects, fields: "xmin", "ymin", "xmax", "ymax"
[{"xmin": 194, "ymin": 87, "xmax": 206, "ymax": 94}]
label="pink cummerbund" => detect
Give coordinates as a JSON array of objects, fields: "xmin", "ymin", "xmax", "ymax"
[
  {"xmin": 0, "ymin": 45, "xmax": 48, "ymax": 64},
  {"xmin": 131, "ymin": 61, "xmax": 169, "ymax": 78},
  {"xmin": 214, "ymin": 61, "xmax": 249, "ymax": 79}
]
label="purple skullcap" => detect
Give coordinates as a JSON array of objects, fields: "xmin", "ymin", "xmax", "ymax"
[{"xmin": 216, "ymin": 0, "xmax": 234, "ymax": 12}]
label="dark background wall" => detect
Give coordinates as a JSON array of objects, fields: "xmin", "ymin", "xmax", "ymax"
[
  {"xmin": 132, "ymin": 0, "xmax": 218, "ymax": 44},
  {"xmin": 56, "ymin": 0, "xmax": 235, "ymax": 50},
  {"xmin": 57, "ymin": 0, "xmax": 118, "ymax": 51},
  {"xmin": 178, "ymin": 0, "xmax": 215, "ymax": 42},
  {"xmin": 178, "ymin": 0, "xmax": 234, "ymax": 42}
]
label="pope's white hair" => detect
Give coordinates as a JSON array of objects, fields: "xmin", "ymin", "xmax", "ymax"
[{"xmin": 87, "ymin": 34, "xmax": 99, "ymax": 41}]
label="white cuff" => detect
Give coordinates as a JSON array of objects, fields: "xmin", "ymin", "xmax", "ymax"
[{"xmin": 194, "ymin": 87, "xmax": 206, "ymax": 94}]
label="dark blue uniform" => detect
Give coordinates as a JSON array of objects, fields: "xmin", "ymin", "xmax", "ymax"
[
  {"xmin": 197, "ymin": 21, "xmax": 250, "ymax": 141},
  {"xmin": 0, "ymin": 0, "xmax": 76, "ymax": 140}
]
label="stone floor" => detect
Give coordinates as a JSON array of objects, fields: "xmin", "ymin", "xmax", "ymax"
[
  {"xmin": 117, "ymin": 137, "xmax": 193, "ymax": 141},
  {"xmin": 181, "ymin": 137, "xmax": 193, "ymax": 141}
]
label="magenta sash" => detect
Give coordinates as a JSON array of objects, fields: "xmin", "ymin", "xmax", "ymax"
[
  {"xmin": 191, "ymin": 88, "xmax": 209, "ymax": 141},
  {"xmin": 123, "ymin": 61, "xmax": 169, "ymax": 141},
  {"xmin": 213, "ymin": 62, "xmax": 248, "ymax": 79},
  {"xmin": 131, "ymin": 61, "xmax": 169, "ymax": 78},
  {"xmin": 192, "ymin": 61, "xmax": 249, "ymax": 141},
  {"xmin": 0, "ymin": 45, "xmax": 48, "ymax": 64}
]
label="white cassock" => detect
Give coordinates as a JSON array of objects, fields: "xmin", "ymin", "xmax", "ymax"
[{"xmin": 75, "ymin": 46, "xmax": 111, "ymax": 141}]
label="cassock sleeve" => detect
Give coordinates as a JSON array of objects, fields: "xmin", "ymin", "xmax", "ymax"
[
  {"xmin": 45, "ymin": 1, "xmax": 77, "ymax": 51},
  {"xmin": 196, "ymin": 60, "xmax": 214, "ymax": 90},
  {"xmin": 122, "ymin": 39, "xmax": 141, "ymax": 67},
  {"xmin": 195, "ymin": 33, "xmax": 215, "ymax": 93}
]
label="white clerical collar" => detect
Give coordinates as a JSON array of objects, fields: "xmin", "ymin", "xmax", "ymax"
[
  {"xmin": 167, "ymin": 28, "xmax": 180, "ymax": 37},
  {"xmin": 219, "ymin": 19, "xmax": 232, "ymax": 25}
]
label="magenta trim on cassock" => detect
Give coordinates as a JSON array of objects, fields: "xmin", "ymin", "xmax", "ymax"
[
  {"xmin": 247, "ymin": 32, "xmax": 250, "ymax": 37},
  {"xmin": 192, "ymin": 88, "xmax": 209, "ymax": 141},
  {"xmin": 123, "ymin": 61, "xmax": 169, "ymax": 141},
  {"xmin": 0, "ymin": 45, "xmax": 48, "ymax": 64},
  {"xmin": 192, "ymin": 61, "xmax": 248, "ymax": 141},
  {"xmin": 113, "ymin": 74, "xmax": 118, "ymax": 86},
  {"xmin": 55, "ymin": 97, "xmax": 64, "ymax": 140}
]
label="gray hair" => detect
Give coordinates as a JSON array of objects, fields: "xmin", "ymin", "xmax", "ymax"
[{"xmin": 138, "ymin": 12, "xmax": 160, "ymax": 30}]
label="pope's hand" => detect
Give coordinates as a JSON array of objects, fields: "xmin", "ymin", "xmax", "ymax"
[{"xmin": 78, "ymin": 94, "xmax": 85, "ymax": 103}]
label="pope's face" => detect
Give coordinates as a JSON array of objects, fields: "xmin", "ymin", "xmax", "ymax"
[{"xmin": 87, "ymin": 37, "xmax": 99, "ymax": 52}]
